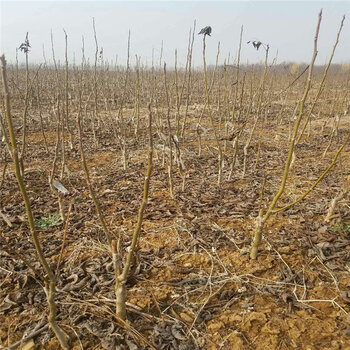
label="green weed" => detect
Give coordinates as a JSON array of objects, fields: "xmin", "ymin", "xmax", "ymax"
[
  {"xmin": 328, "ymin": 223, "xmax": 350, "ymax": 234},
  {"xmin": 35, "ymin": 213, "xmax": 62, "ymax": 229}
]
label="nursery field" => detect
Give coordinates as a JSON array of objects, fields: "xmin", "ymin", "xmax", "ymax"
[{"xmin": 1, "ymin": 17, "xmax": 350, "ymax": 350}]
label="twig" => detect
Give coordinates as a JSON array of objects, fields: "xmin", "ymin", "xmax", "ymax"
[
  {"xmin": 5, "ymin": 324, "xmax": 49, "ymax": 350},
  {"xmin": 212, "ymin": 223, "xmax": 245, "ymax": 253},
  {"xmin": 56, "ymin": 202, "xmax": 73, "ymax": 277},
  {"xmin": 282, "ymin": 64, "xmax": 309, "ymax": 93},
  {"xmin": 311, "ymin": 255, "xmax": 339, "ymax": 292},
  {"xmin": 293, "ymin": 291, "xmax": 348, "ymax": 315}
]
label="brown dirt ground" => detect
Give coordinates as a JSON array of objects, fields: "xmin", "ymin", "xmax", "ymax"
[{"xmin": 1, "ymin": 107, "xmax": 350, "ymax": 350}]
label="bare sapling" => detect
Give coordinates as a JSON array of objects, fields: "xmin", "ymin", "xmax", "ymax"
[
  {"xmin": 15, "ymin": 47, "xmax": 19, "ymax": 84},
  {"xmin": 92, "ymin": 17, "xmax": 100, "ymax": 135},
  {"xmin": 334, "ymin": 95, "xmax": 348, "ymax": 141},
  {"xmin": 231, "ymin": 25, "xmax": 243, "ymax": 126},
  {"xmin": 174, "ymin": 41, "xmax": 190, "ymax": 139},
  {"xmin": 288, "ymin": 101, "xmax": 299, "ymax": 144},
  {"xmin": 197, "ymin": 41, "xmax": 220, "ymax": 127},
  {"xmin": 277, "ymin": 92, "xmax": 289, "ymax": 126},
  {"xmin": 36, "ymin": 80, "xmax": 49, "ymax": 153},
  {"xmin": 296, "ymin": 15, "xmax": 345, "ymax": 145},
  {"xmin": 114, "ymin": 104, "xmax": 154, "ymax": 319},
  {"xmin": 116, "ymin": 31, "xmax": 131, "ymax": 170},
  {"xmin": 242, "ymin": 43, "xmax": 269, "ymax": 178},
  {"xmin": 269, "ymin": 133, "xmax": 349, "ymax": 219},
  {"xmin": 50, "ymin": 31, "xmax": 69, "ymax": 217},
  {"xmin": 227, "ymin": 72, "xmax": 246, "ymax": 180},
  {"xmin": 150, "ymin": 51, "xmax": 163, "ymax": 134},
  {"xmin": 251, "ymin": 127, "xmax": 349, "ymax": 259},
  {"xmin": 325, "ymin": 175, "xmax": 350, "ymax": 223},
  {"xmin": 0, "ymin": 146, "xmax": 8, "ymax": 189},
  {"xmin": 1, "ymin": 54, "xmax": 70, "ymax": 349},
  {"xmin": 321, "ymin": 89, "xmax": 339, "ymax": 134},
  {"xmin": 255, "ymin": 77, "xmax": 277, "ymax": 171},
  {"xmin": 174, "ymin": 49, "xmax": 181, "ymax": 136},
  {"xmin": 153, "ymin": 75, "xmax": 163, "ymax": 134},
  {"xmin": 228, "ymin": 131, "xmax": 241, "ymax": 181},
  {"xmin": 49, "ymin": 93, "xmax": 67, "ymax": 222},
  {"xmin": 19, "ymin": 32, "xmax": 31, "ymax": 175},
  {"xmin": 59, "ymin": 31, "xmax": 67, "ymax": 181},
  {"xmin": 63, "ymin": 29, "xmax": 73, "ymax": 151},
  {"xmin": 221, "ymin": 60, "xmax": 229, "ymax": 138},
  {"xmin": 0, "ymin": 111, "xmax": 13, "ymax": 158},
  {"xmin": 201, "ymin": 33, "xmax": 223, "ymax": 185},
  {"xmin": 159, "ymin": 40, "xmax": 163, "ymax": 69},
  {"xmin": 323, "ymin": 94, "xmax": 347, "ymax": 158},
  {"xmin": 163, "ymin": 63, "xmax": 174, "ymax": 198},
  {"xmin": 76, "ymin": 79, "xmax": 112, "ymax": 247},
  {"xmin": 76, "ymin": 67, "xmax": 134, "ymax": 321},
  {"xmin": 181, "ymin": 21, "xmax": 196, "ymax": 138},
  {"xmin": 250, "ymin": 10, "xmax": 349, "ymax": 260},
  {"xmin": 250, "ymin": 11, "xmax": 322, "ymax": 259},
  {"xmin": 217, "ymin": 70, "xmax": 223, "ymax": 131},
  {"xmin": 123, "ymin": 33, "xmax": 131, "ymax": 160},
  {"xmin": 134, "ymin": 55, "xmax": 141, "ymax": 139},
  {"xmin": 236, "ymin": 70, "xmax": 246, "ymax": 125},
  {"xmin": 196, "ymin": 123, "xmax": 206, "ymax": 158},
  {"xmin": 76, "ymin": 60, "xmax": 154, "ymax": 321},
  {"xmin": 55, "ymin": 202, "xmax": 73, "ymax": 277},
  {"xmin": 172, "ymin": 135, "xmax": 187, "ymax": 192}
]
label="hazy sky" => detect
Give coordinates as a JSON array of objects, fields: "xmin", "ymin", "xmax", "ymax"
[{"xmin": 1, "ymin": 1, "xmax": 349, "ymax": 67}]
